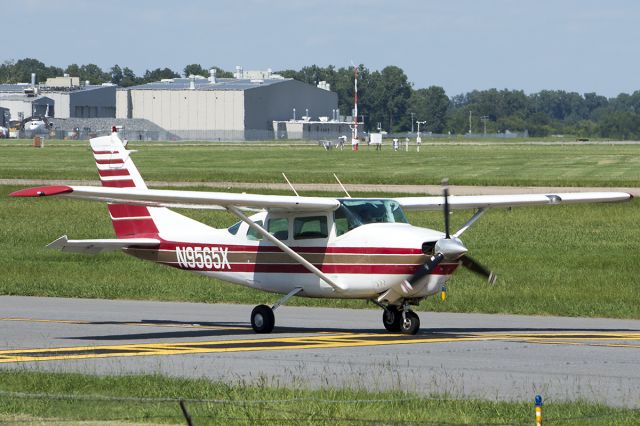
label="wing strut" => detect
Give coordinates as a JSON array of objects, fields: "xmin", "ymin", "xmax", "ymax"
[{"xmin": 227, "ymin": 206, "xmax": 345, "ymax": 292}]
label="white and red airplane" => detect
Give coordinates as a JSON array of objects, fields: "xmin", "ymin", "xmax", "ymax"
[{"xmin": 10, "ymin": 133, "xmax": 632, "ymax": 334}]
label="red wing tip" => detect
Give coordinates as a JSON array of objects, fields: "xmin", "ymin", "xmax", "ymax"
[{"xmin": 10, "ymin": 185, "xmax": 73, "ymax": 197}]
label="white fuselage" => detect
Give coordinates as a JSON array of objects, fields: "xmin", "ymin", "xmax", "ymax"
[{"xmin": 124, "ymin": 208, "xmax": 456, "ymax": 302}]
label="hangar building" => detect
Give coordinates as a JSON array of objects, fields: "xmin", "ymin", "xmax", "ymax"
[
  {"xmin": 0, "ymin": 75, "xmax": 116, "ymax": 121},
  {"xmin": 116, "ymin": 73, "xmax": 338, "ymax": 140}
]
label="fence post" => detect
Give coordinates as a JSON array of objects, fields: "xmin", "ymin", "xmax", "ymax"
[{"xmin": 179, "ymin": 400, "xmax": 194, "ymax": 426}]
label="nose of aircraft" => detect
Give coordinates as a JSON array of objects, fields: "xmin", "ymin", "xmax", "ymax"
[{"xmin": 434, "ymin": 237, "xmax": 468, "ymax": 260}]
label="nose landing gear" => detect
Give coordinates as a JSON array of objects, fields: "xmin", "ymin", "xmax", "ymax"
[{"xmin": 379, "ymin": 301, "xmax": 421, "ymax": 335}]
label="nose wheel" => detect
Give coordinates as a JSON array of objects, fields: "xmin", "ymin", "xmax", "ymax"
[
  {"xmin": 381, "ymin": 304, "xmax": 420, "ymax": 335},
  {"xmin": 400, "ymin": 310, "xmax": 420, "ymax": 335}
]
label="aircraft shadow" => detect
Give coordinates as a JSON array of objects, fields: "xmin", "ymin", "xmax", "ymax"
[{"xmin": 64, "ymin": 320, "xmax": 640, "ymax": 342}]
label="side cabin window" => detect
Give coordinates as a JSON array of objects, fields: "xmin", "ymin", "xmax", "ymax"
[
  {"xmin": 268, "ymin": 217, "xmax": 289, "ymax": 240},
  {"xmin": 294, "ymin": 216, "xmax": 328, "ymax": 240},
  {"xmin": 247, "ymin": 220, "xmax": 264, "ymax": 241},
  {"xmin": 334, "ymin": 199, "xmax": 408, "ymax": 236}
]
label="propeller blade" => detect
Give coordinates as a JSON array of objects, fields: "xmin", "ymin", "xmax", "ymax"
[
  {"xmin": 442, "ymin": 179, "xmax": 450, "ymax": 239},
  {"xmin": 460, "ymin": 254, "xmax": 497, "ymax": 284},
  {"xmin": 407, "ymin": 253, "xmax": 445, "ymax": 286}
]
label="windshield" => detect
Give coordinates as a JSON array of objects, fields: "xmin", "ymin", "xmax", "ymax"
[{"xmin": 334, "ymin": 199, "xmax": 408, "ymax": 236}]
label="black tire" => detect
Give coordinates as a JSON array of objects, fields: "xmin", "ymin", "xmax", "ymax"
[
  {"xmin": 382, "ymin": 305, "xmax": 402, "ymax": 332},
  {"xmin": 251, "ymin": 304, "xmax": 275, "ymax": 333},
  {"xmin": 400, "ymin": 311, "xmax": 420, "ymax": 335}
]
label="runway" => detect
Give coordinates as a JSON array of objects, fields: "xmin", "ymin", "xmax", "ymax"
[{"xmin": 1, "ymin": 296, "xmax": 639, "ymax": 407}]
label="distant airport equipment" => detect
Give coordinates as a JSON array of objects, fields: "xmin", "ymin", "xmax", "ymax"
[{"xmin": 416, "ymin": 120, "xmax": 426, "ymax": 151}]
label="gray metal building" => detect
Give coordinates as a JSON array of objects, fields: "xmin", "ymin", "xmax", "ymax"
[
  {"xmin": 0, "ymin": 77, "xmax": 116, "ymax": 121},
  {"xmin": 116, "ymin": 76, "xmax": 338, "ymax": 140}
]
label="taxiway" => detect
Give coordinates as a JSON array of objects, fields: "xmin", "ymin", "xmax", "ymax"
[{"xmin": 1, "ymin": 296, "xmax": 639, "ymax": 407}]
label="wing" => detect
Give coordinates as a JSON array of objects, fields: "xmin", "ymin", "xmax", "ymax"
[
  {"xmin": 395, "ymin": 192, "xmax": 632, "ymax": 211},
  {"xmin": 10, "ymin": 185, "xmax": 340, "ymax": 212},
  {"xmin": 47, "ymin": 235, "xmax": 160, "ymax": 254}
]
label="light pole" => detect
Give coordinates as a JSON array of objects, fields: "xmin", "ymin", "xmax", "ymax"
[
  {"xmin": 410, "ymin": 112, "xmax": 415, "ymax": 133},
  {"xmin": 468, "ymin": 110, "xmax": 472, "ymax": 134}
]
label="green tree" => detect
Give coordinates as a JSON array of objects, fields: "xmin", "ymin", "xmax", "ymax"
[
  {"xmin": 142, "ymin": 67, "xmax": 180, "ymax": 83},
  {"xmin": 409, "ymin": 86, "xmax": 449, "ymax": 133},
  {"xmin": 183, "ymin": 64, "xmax": 207, "ymax": 77},
  {"xmin": 120, "ymin": 67, "xmax": 142, "ymax": 87},
  {"xmin": 378, "ymin": 66, "xmax": 412, "ymax": 131},
  {"xmin": 110, "ymin": 65, "xmax": 123, "ymax": 85}
]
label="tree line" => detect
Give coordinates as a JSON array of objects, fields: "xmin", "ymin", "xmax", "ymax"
[{"xmin": 1, "ymin": 58, "xmax": 639, "ymax": 139}]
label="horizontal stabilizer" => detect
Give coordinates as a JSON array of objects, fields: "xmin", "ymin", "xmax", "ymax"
[{"xmin": 47, "ymin": 235, "xmax": 160, "ymax": 254}]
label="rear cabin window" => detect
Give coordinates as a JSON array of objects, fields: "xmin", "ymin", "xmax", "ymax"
[
  {"xmin": 294, "ymin": 216, "xmax": 328, "ymax": 240},
  {"xmin": 268, "ymin": 218, "xmax": 289, "ymax": 240},
  {"xmin": 227, "ymin": 221, "xmax": 241, "ymax": 235}
]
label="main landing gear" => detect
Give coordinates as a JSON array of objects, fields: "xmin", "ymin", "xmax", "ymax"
[
  {"xmin": 380, "ymin": 302, "xmax": 420, "ymax": 335},
  {"xmin": 250, "ymin": 287, "xmax": 302, "ymax": 333}
]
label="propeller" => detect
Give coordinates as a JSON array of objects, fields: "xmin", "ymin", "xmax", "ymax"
[{"xmin": 402, "ymin": 180, "xmax": 496, "ymax": 293}]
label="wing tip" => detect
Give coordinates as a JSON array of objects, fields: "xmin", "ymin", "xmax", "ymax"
[{"xmin": 10, "ymin": 185, "xmax": 74, "ymax": 197}]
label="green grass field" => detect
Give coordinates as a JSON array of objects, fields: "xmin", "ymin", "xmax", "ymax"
[
  {"xmin": 1, "ymin": 371, "xmax": 638, "ymax": 425},
  {"xmin": 1, "ymin": 140, "xmax": 639, "ymax": 187},
  {"xmin": 1, "ymin": 142, "xmax": 638, "ymax": 318}
]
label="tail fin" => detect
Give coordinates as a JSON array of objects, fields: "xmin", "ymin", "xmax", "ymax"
[{"xmin": 91, "ymin": 133, "xmax": 159, "ymax": 238}]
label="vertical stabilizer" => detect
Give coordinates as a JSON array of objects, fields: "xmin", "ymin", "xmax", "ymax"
[{"xmin": 91, "ymin": 133, "xmax": 158, "ymax": 237}]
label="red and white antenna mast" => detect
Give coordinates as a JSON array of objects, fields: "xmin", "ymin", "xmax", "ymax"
[{"xmin": 351, "ymin": 64, "xmax": 359, "ymax": 151}]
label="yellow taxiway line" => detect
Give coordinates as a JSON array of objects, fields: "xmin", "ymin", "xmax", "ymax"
[{"xmin": 0, "ymin": 329, "xmax": 638, "ymax": 364}]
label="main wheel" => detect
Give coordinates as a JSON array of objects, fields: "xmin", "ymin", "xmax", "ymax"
[
  {"xmin": 400, "ymin": 311, "xmax": 420, "ymax": 335},
  {"xmin": 251, "ymin": 304, "xmax": 275, "ymax": 333},
  {"xmin": 382, "ymin": 305, "xmax": 402, "ymax": 332}
]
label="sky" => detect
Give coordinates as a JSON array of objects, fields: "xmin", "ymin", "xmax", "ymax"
[{"xmin": 9, "ymin": 0, "xmax": 640, "ymax": 97}]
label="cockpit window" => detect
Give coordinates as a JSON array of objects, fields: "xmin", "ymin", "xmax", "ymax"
[{"xmin": 334, "ymin": 199, "xmax": 408, "ymax": 236}]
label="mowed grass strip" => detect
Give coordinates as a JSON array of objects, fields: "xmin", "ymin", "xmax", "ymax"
[
  {"xmin": 1, "ymin": 184, "xmax": 638, "ymax": 319},
  {"xmin": 1, "ymin": 141, "xmax": 639, "ymax": 186},
  {"xmin": 0, "ymin": 370, "xmax": 638, "ymax": 425}
]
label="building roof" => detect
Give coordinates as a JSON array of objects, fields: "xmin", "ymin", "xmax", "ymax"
[
  {"xmin": 124, "ymin": 77, "xmax": 290, "ymax": 91},
  {"xmin": 0, "ymin": 94, "xmax": 53, "ymax": 103},
  {"xmin": 0, "ymin": 84, "xmax": 30, "ymax": 93},
  {"xmin": 0, "ymin": 84, "xmax": 113, "ymax": 94}
]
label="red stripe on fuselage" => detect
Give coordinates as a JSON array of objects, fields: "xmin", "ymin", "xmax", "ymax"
[
  {"xmin": 158, "ymin": 241, "xmax": 422, "ymax": 255},
  {"xmin": 161, "ymin": 261, "xmax": 458, "ymax": 275}
]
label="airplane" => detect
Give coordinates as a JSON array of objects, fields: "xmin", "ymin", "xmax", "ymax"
[{"xmin": 10, "ymin": 132, "xmax": 632, "ymax": 335}]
